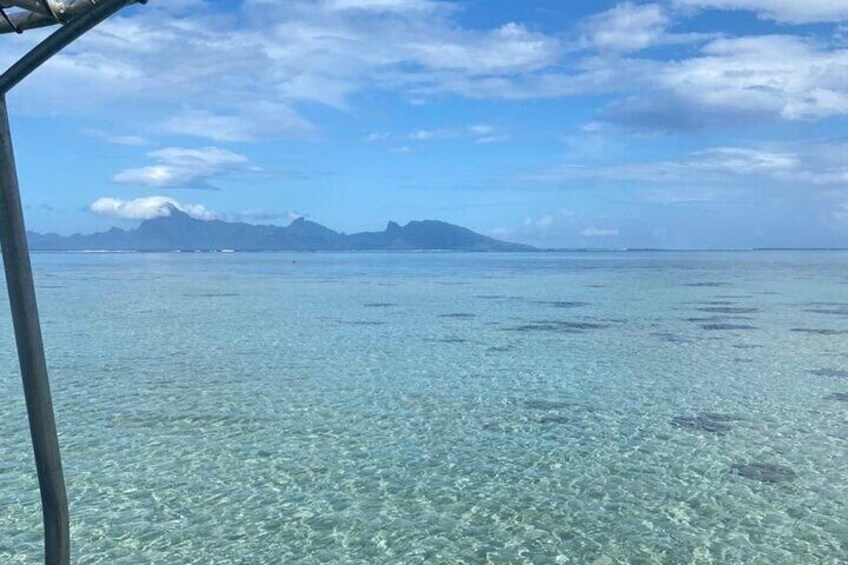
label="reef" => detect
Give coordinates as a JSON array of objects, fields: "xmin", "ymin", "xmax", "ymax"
[
  {"xmin": 670, "ymin": 413, "xmax": 735, "ymax": 434},
  {"xmin": 731, "ymin": 463, "xmax": 796, "ymax": 483},
  {"xmin": 809, "ymin": 368, "xmax": 848, "ymax": 378}
]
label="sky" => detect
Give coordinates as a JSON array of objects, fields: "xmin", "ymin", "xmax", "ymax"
[{"xmin": 3, "ymin": 0, "xmax": 848, "ymax": 249}]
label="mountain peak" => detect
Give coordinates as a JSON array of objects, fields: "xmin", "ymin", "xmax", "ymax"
[
  {"xmin": 142, "ymin": 206, "xmax": 196, "ymax": 225},
  {"xmin": 28, "ymin": 216, "xmax": 534, "ymax": 252}
]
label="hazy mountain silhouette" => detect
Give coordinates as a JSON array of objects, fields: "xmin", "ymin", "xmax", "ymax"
[{"xmin": 28, "ymin": 209, "xmax": 534, "ymax": 252}]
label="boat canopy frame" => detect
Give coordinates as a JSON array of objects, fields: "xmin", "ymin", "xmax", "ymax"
[{"xmin": 0, "ymin": 2, "xmax": 146, "ymax": 564}]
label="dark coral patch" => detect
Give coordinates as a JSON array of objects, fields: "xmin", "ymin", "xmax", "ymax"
[
  {"xmin": 670, "ymin": 413, "xmax": 735, "ymax": 434},
  {"xmin": 804, "ymin": 306, "xmax": 848, "ymax": 316},
  {"xmin": 825, "ymin": 392, "xmax": 848, "ymax": 401},
  {"xmin": 364, "ymin": 302, "xmax": 396, "ymax": 308},
  {"xmin": 696, "ymin": 307, "xmax": 760, "ymax": 314},
  {"xmin": 792, "ymin": 328, "xmax": 848, "ymax": 336},
  {"xmin": 486, "ymin": 345, "xmax": 516, "ymax": 353},
  {"xmin": 538, "ymin": 415, "xmax": 571, "ymax": 425},
  {"xmin": 536, "ymin": 301, "xmax": 589, "ymax": 309},
  {"xmin": 686, "ymin": 316, "xmax": 754, "ymax": 323},
  {"xmin": 701, "ymin": 324, "xmax": 757, "ymax": 331},
  {"xmin": 731, "ymin": 463, "xmax": 796, "ymax": 483},
  {"xmin": 423, "ymin": 337, "xmax": 469, "ymax": 344},
  {"xmin": 439, "ymin": 313, "xmax": 476, "ymax": 319},
  {"xmin": 684, "ymin": 282, "xmax": 729, "ymax": 287},
  {"xmin": 809, "ymin": 368, "xmax": 848, "ymax": 378},
  {"xmin": 506, "ymin": 320, "xmax": 608, "ymax": 333}
]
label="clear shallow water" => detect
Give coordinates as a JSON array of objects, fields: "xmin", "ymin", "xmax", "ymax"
[{"xmin": 0, "ymin": 251, "xmax": 847, "ymax": 564}]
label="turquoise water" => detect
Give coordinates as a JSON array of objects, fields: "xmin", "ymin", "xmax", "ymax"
[{"xmin": 1, "ymin": 251, "xmax": 847, "ymax": 564}]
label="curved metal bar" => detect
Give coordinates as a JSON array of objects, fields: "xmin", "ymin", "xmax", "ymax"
[
  {"xmin": 0, "ymin": 95, "xmax": 69, "ymax": 565},
  {"xmin": 0, "ymin": 2, "xmax": 145, "ymax": 563},
  {"xmin": 0, "ymin": 0, "xmax": 142, "ymax": 93}
]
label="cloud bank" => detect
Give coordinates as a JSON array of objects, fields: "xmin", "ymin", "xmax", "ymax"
[
  {"xmin": 1, "ymin": 0, "xmax": 846, "ymax": 140},
  {"xmin": 89, "ymin": 196, "xmax": 218, "ymax": 221},
  {"xmin": 112, "ymin": 147, "xmax": 258, "ymax": 189}
]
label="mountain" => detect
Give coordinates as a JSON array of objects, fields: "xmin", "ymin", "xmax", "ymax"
[{"xmin": 27, "ymin": 209, "xmax": 534, "ymax": 252}]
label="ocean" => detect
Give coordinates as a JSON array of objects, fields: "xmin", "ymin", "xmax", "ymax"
[{"xmin": 1, "ymin": 251, "xmax": 847, "ymax": 563}]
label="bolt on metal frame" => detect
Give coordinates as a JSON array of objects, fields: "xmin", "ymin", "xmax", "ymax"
[{"xmin": 0, "ymin": 2, "xmax": 146, "ymax": 564}]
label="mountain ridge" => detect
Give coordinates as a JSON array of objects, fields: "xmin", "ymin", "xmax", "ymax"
[{"xmin": 27, "ymin": 209, "xmax": 534, "ymax": 252}]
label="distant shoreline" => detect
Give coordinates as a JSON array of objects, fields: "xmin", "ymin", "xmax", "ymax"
[{"xmin": 29, "ymin": 247, "xmax": 848, "ymax": 254}]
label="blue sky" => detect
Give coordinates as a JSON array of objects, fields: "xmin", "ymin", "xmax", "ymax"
[{"xmin": 3, "ymin": 0, "xmax": 848, "ymax": 248}]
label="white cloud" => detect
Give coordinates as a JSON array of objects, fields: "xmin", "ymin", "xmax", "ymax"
[
  {"xmin": 491, "ymin": 209, "xmax": 580, "ymax": 245},
  {"xmin": 581, "ymin": 227, "xmax": 620, "ymax": 237},
  {"xmin": 89, "ymin": 196, "xmax": 217, "ymax": 221},
  {"xmin": 405, "ymin": 23, "xmax": 559, "ymax": 74},
  {"xmin": 524, "ymin": 214, "xmax": 555, "ymax": 229},
  {"xmin": 528, "ymin": 140, "xmax": 848, "ymax": 192},
  {"xmin": 694, "ymin": 147, "xmax": 801, "ymax": 175},
  {"xmin": 323, "ymin": 0, "xmax": 446, "ymax": 13},
  {"xmin": 676, "ymin": 0, "xmax": 848, "ymax": 23},
  {"xmin": 0, "ymin": 1, "xmax": 567, "ymax": 139},
  {"xmin": 2, "ymin": 0, "xmax": 845, "ymax": 143},
  {"xmin": 161, "ymin": 103, "xmax": 316, "ymax": 142},
  {"xmin": 113, "ymin": 147, "xmax": 258, "ymax": 189},
  {"xmin": 82, "ymin": 129, "xmax": 149, "ymax": 146},
  {"xmin": 602, "ymin": 35, "xmax": 848, "ymax": 130},
  {"xmin": 693, "ymin": 143, "xmax": 848, "ymax": 185},
  {"xmin": 408, "ymin": 124, "xmax": 508, "ymax": 143},
  {"xmin": 672, "ymin": 36, "xmax": 848, "ymax": 121},
  {"xmin": 477, "ymin": 134, "xmax": 511, "ymax": 144},
  {"xmin": 579, "ymin": 3, "xmax": 672, "ymax": 53}
]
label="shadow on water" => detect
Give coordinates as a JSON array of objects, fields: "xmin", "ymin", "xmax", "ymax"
[
  {"xmin": 701, "ymin": 324, "xmax": 758, "ymax": 331},
  {"xmin": 504, "ymin": 320, "xmax": 609, "ymax": 334},
  {"xmin": 670, "ymin": 412, "xmax": 739, "ymax": 434},
  {"xmin": 683, "ymin": 282, "xmax": 731, "ymax": 287},
  {"xmin": 809, "ymin": 368, "xmax": 848, "ymax": 378},
  {"xmin": 792, "ymin": 328, "xmax": 848, "ymax": 336},
  {"xmin": 731, "ymin": 463, "xmax": 797, "ymax": 483},
  {"xmin": 696, "ymin": 307, "xmax": 760, "ymax": 314}
]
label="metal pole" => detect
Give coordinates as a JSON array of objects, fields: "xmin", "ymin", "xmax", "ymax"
[
  {"xmin": 0, "ymin": 95, "xmax": 69, "ymax": 565},
  {"xmin": 0, "ymin": 2, "xmax": 144, "ymax": 563}
]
